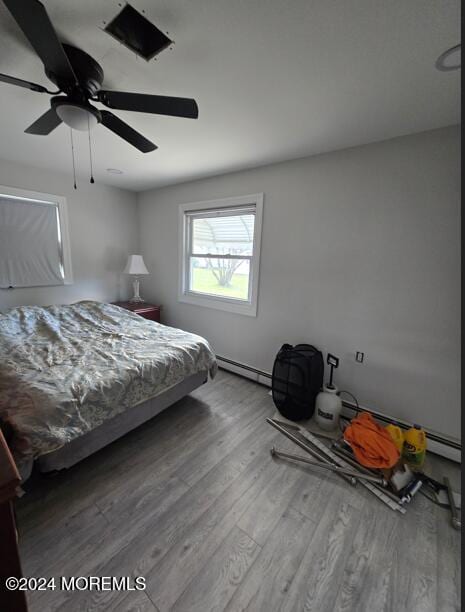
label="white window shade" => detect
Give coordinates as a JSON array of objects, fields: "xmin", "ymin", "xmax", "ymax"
[{"xmin": 0, "ymin": 196, "xmax": 65, "ymax": 288}]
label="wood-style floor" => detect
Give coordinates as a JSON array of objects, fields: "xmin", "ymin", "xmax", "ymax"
[{"xmin": 16, "ymin": 370, "xmax": 461, "ymax": 612}]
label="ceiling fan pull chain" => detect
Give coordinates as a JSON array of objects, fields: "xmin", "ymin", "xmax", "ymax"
[
  {"xmin": 70, "ymin": 127, "xmax": 77, "ymax": 190},
  {"xmin": 87, "ymin": 115, "xmax": 95, "ymax": 184}
]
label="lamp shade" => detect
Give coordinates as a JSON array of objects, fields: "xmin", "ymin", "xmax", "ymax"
[{"xmin": 123, "ymin": 254, "xmax": 149, "ymax": 275}]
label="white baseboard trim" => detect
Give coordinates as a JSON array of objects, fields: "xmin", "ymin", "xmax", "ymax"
[
  {"xmin": 217, "ymin": 355, "xmax": 272, "ymax": 387},
  {"xmin": 216, "ymin": 355, "xmax": 461, "ymax": 463}
]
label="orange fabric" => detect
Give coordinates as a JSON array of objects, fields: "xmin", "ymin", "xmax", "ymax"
[{"xmin": 344, "ymin": 412, "xmax": 400, "ymax": 468}]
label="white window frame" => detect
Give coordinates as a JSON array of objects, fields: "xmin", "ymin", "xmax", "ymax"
[
  {"xmin": 0, "ymin": 184, "xmax": 73, "ymax": 285},
  {"xmin": 178, "ymin": 193, "xmax": 263, "ymax": 316}
]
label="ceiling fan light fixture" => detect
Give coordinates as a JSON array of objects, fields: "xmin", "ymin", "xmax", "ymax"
[{"xmin": 55, "ymin": 101, "xmax": 100, "ymax": 130}]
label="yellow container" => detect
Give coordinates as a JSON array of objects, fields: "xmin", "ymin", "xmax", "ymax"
[
  {"xmin": 385, "ymin": 424, "xmax": 404, "ymax": 453},
  {"xmin": 402, "ymin": 424, "xmax": 427, "ymax": 469}
]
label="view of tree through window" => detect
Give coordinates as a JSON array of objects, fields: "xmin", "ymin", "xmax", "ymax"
[{"xmin": 189, "ymin": 211, "xmax": 255, "ymax": 301}]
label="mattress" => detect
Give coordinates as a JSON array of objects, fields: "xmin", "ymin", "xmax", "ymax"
[
  {"xmin": 34, "ymin": 370, "xmax": 208, "ymax": 477},
  {"xmin": 0, "ymin": 300, "xmax": 217, "ymax": 467}
]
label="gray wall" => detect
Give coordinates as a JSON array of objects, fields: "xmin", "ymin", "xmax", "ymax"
[
  {"xmin": 0, "ymin": 159, "xmax": 138, "ymax": 311},
  {"xmin": 138, "ymin": 126, "xmax": 461, "ymax": 440}
]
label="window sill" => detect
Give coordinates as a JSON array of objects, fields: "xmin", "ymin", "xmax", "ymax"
[{"xmin": 178, "ymin": 291, "xmax": 257, "ymax": 317}]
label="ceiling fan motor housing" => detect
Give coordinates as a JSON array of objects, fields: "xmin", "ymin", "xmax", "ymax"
[{"xmin": 46, "ymin": 44, "xmax": 104, "ymax": 96}]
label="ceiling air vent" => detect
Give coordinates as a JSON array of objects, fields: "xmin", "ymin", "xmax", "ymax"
[{"xmin": 104, "ymin": 4, "xmax": 173, "ymax": 61}]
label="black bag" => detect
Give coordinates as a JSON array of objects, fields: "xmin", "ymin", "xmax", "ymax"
[{"xmin": 271, "ymin": 344, "xmax": 324, "ymax": 421}]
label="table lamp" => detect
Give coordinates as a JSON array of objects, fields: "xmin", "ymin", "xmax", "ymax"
[{"xmin": 124, "ymin": 254, "xmax": 149, "ymax": 303}]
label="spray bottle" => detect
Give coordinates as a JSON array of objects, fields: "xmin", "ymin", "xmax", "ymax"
[{"xmin": 315, "ymin": 353, "xmax": 342, "ymax": 431}]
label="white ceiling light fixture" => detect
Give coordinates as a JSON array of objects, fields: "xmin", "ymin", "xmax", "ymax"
[
  {"xmin": 54, "ymin": 100, "xmax": 101, "ymax": 131},
  {"xmin": 51, "ymin": 98, "xmax": 101, "ymax": 188},
  {"xmin": 435, "ymin": 44, "xmax": 461, "ymax": 71},
  {"xmin": 106, "ymin": 168, "xmax": 123, "ymax": 174}
]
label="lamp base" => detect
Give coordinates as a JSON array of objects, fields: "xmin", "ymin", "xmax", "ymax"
[{"xmin": 129, "ymin": 278, "xmax": 145, "ymax": 303}]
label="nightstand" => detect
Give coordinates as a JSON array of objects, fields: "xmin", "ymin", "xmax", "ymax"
[{"xmin": 113, "ymin": 301, "xmax": 161, "ymax": 323}]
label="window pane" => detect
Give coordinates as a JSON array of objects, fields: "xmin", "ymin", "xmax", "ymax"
[
  {"xmin": 189, "ymin": 257, "xmax": 250, "ymax": 301},
  {"xmin": 192, "ymin": 213, "xmax": 255, "ymax": 256}
]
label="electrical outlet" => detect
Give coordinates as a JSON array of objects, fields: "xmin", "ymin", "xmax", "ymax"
[{"xmin": 355, "ymin": 352, "xmax": 364, "ymax": 363}]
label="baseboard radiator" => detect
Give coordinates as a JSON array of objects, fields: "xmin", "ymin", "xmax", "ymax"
[{"xmin": 216, "ymin": 355, "xmax": 461, "ymax": 463}]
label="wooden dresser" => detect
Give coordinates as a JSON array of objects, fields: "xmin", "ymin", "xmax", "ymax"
[{"xmin": 113, "ymin": 301, "xmax": 161, "ymax": 323}]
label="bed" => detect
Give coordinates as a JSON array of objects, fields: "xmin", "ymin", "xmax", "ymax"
[{"xmin": 0, "ymin": 301, "xmax": 217, "ymax": 479}]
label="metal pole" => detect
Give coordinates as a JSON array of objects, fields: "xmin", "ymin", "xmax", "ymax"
[
  {"xmin": 270, "ymin": 447, "xmax": 387, "ymax": 486},
  {"xmin": 331, "ymin": 442, "xmax": 380, "ymax": 475},
  {"xmin": 444, "ymin": 477, "xmax": 461, "ymax": 530},
  {"xmin": 331, "ymin": 444, "xmax": 403, "ymax": 503},
  {"xmin": 266, "ymin": 418, "xmax": 356, "ymax": 486}
]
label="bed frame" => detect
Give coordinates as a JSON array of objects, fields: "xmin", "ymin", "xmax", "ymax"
[{"xmin": 30, "ymin": 370, "xmax": 208, "ymax": 476}]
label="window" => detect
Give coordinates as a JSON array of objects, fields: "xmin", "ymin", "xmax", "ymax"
[
  {"xmin": 0, "ymin": 185, "xmax": 72, "ymax": 288},
  {"xmin": 179, "ymin": 194, "xmax": 263, "ymax": 316}
]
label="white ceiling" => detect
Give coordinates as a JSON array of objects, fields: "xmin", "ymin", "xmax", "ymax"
[{"xmin": 0, "ymin": 0, "xmax": 460, "ymax": 191}]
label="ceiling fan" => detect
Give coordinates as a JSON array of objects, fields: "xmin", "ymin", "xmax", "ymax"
[{"xmin": 0, "ymin": 0, "xmax": 199, "ymax": 153}]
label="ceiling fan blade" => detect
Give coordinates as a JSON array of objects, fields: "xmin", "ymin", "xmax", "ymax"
[
  {"xmin": 98, "ymin": 91, "xmax": 199, "ymax": 119},
  {"xmin": 3, "ymin": 0, "xmax": 77, "ymax": 86},
  {"xmin": 25, "ymin": 107, "xmax": 62, "ymax": 135},
  {"xmin": 0, "ymin": 72, "xmax": 49, "ymax": 93},
  {"xmin": 100, "ymin": 111, "xmax": 157, "ymax": 153}
]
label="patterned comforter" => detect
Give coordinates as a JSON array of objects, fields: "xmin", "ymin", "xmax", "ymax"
[{"xmin": 0, "ymin": 301, "xmax": 217, "ymax": 464}]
